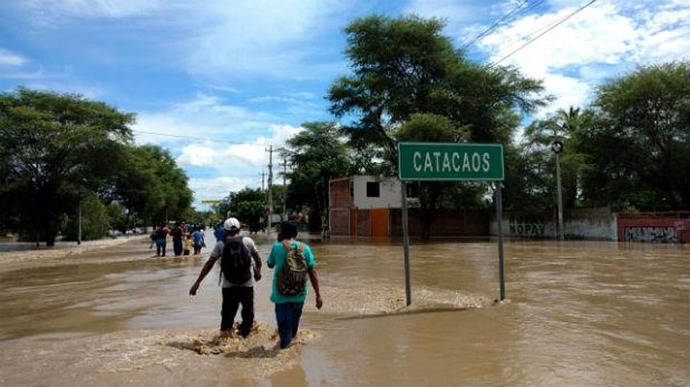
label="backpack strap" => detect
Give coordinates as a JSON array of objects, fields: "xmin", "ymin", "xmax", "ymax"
[{"xmin": 281, "ymin": 240, "xmax": 304, "ymax": 252}]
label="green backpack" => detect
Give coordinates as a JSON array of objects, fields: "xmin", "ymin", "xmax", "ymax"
[{"xmin": 277, "ymin": 241, "xmax": 308, "ymax": 296}]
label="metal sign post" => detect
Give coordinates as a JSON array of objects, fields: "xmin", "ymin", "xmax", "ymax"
[
  {"xmin": 496, "ymin": 182, "xmax": 505, "ymax": 301},
  {"xmin": 397, "ymin": 142, "xmax": 506, "ymax": 304}
]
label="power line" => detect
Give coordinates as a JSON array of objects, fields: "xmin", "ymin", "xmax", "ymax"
[
  {"xmin": 461, "ymin": 0, "xmax": 531, "ymax": 50},
  {"xmin": 461, "ymin": 0, "xmax": 548, "ymax": 50},
  {"xmin": 488, "ymin": 0, "xmax": 597, "ymax": 69},
  {"xmin": 490, "ymin": 2, "xmax": 572, "ymax": 58},
  {"xmin": 131, "ymin": 129, "xmax": 247, "ymax": 145}
]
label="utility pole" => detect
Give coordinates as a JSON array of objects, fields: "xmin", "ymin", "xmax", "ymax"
[
  {"xmin": 282, "ymin": 157, "xmax": 287, "ymax": 221},
  {"xmin": 266, "ymin": 145, "xmax": 274, "ymax": 233},
  {"xmin": 552, "ymin": 140, "xmax": 564, "ymax": 240},
  {"xmin": 260, "ymin": 171, "xmax": 266, "ymax": 192}
]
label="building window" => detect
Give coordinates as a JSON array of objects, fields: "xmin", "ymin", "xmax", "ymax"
[{"xmin": 366, "ymin": 182, "xmax": 380, "ymax": 197}]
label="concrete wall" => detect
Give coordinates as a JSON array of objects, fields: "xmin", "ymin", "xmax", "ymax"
[
  {"xmin": 490, "ymin": 207, "xmax": 618, "ymax": 240},
  {"xmin": 617, "ymin": 216, "xmax": 690, "ymax": 243},
  {"xmin": 352, "ymin": 176, "xmax": 402, "ymax": 209}
]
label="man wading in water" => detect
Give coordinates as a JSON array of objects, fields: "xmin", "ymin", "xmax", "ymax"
[
  {"xmin": 189, "ymin": 218, "xmax": 262, "ymax": 337},
  {"xmin": 170, "ymin": 222, "xmax": 184, "ymax": 256},
  {"xmin": 268, "ymin": 221, "xmax": 323, "ymax": 348}
]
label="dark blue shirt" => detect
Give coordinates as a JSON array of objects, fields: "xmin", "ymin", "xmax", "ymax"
[
  {"xmin": 192, "ymin": 230, "xmax": 204, "ymax": 246},
  {"xmin": 214, "ymin": 225, "xmax": 225, "ymax": 241}
]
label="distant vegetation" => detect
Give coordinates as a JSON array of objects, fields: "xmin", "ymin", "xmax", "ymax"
[{"xmin": 0, "ymin": 88, "xmax": 194, "ymax": 245}]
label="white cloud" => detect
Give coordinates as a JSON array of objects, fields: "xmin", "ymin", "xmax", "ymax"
[
  {"xmin": 247, "ymin": 92, "xmax": 320, "ymax": 113},
  {"xmin": 176, "ymin": 142, "xmax": 220, "ymax": 167},
  {"xmin": 475, "ymin": 1, "xmax": 690, "ymax": 114},
  {"xmin": 0, "ymin": 48, "xmax": 27, "ymax": 67},
  {"xmin": 21, "ymin": 0, "xmax": 167, "ymax": 19},
  {"xmin": 133, "ymin": 93, "xmax": 278, "ymax": 145},
  {"xmin": 225, "ymin": 124, "xmax": 303, "ymax": 166},
  {"xmin": 18, "ymin": 0, "xmax": 351, "ymax": 79},
  {"xmin": 189, "ymin": 176, "xmax": 258, "ymax": 205},
  {"xmin": 204, "ymin": 84, "xmax": 240, "ymax": 94},
  {"xmin": 134, "ymin": 93, "xmax": 303, "ymax": 206},
  {"xmin": 180, "ymin": 0, "xmax": 350, "ymax": 80}
]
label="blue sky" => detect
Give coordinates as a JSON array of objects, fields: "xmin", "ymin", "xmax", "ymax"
[{"xmin": 1, "ymin": 0, "xmax": 688, "ymax": 208}]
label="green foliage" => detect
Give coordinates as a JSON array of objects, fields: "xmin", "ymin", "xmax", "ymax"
[
  {"xmin": 0, "ymin": 88, "xmax": 133, "ymax": 245},
  {"xmin": 0, "ymin": 88, "xmax": 195, "ymax": 244},
  {"xmin": 106, "ymin": 203, "xmax": 128, "ymax": 232},
  {"xmin": 219, "ymin": 188, "xmax": 266, "ymax": 233},
  {"xmin": 501, "ymin": 143, "xmax": 553, "ymax": 212},
  {"xmin": 328, "ymin": 15, "xmax": 544, "ymax": 238},
  {"xmin": 329, "ymin": 15, "xmax": 545, "ymax": 161},
  {"xmin": 64, "ymin": 194, "xmax": 111, "ymax": 241},
  {"xmin": 182, "ymin": 208, "xmax": 216, "ymax": 226},
  {"xmin": 113, "ymin": 145, "xmax": 193, "ymax": 225},
  {"xmin": 396, "ymin": 113, "xmax": 467, "ymax": 142},
  {"xmin": 283, "ymin": 122, "xmax": 354, "ymax": 232},
  {"xmin": 576, "ymin": 62, "xmax": 690, "ymax": 210},
  {"xmin": 521, "ymin": 107, "xmax": 594, "ymax": 210}
]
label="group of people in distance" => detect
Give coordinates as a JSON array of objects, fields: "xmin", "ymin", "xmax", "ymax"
[
  {"xmin": 150, "ymin": 222, "xmax": 206, "ymax": 257},
  {"xmin": 189, "ymin": 218, "xmax": 323, "ymax": 349}
]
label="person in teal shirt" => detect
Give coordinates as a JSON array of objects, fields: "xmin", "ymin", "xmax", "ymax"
[{"xmin": 267, "ymin": 221, "xmax": 323, "ymax": 348}]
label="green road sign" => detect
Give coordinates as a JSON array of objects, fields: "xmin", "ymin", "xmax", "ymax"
[{"xmin": 398, "ymin": 142, "xmax": 504, "ymax": 181}]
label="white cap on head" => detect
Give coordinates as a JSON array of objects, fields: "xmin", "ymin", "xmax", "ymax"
[{"xmin": 224, "ymin": 217, "xmax": 240, "ymax": 231}]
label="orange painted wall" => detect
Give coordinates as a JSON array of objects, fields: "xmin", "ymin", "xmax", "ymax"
[{"xmin": 371, "ymin": 208, "xmax": 389, "ymax": 237}]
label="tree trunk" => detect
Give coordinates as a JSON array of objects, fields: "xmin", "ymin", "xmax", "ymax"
[
  {"xmin": 420, "ymin": 208, "xmax": 434, "ymax": 240},
  {"xmin": 418, "ymin": 182, "xmax": 443, "ymax": 241}
]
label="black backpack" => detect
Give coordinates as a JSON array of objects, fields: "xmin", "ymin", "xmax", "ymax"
[{"xmin": 220, "ymin": 237, "xmax": 251, "ymax": 284}]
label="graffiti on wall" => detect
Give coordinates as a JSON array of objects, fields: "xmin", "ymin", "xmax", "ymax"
[
  {"xmin": 624, "ymin": 226, "xmax": 678, "ymax": 243},
  {"xmin": 509, "ymin": 217, "xmax": 546, "ymax": 237}
]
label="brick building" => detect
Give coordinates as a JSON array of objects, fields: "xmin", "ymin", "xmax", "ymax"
[{"xmin": 329, "ymin": 176, "xmax": 488, "ymax": 237}]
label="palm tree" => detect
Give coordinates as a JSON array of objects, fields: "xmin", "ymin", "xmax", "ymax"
[{"xmin": 524, "ymin": 106, "xmax": 593, "ymax": 209}]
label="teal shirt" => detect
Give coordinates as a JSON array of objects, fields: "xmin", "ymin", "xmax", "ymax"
[{"xmin": 267, "ymin": 240, "xmax": 315, "ymax": 304}]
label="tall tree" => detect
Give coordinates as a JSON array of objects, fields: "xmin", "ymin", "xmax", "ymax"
[
  {"xmin": 218, "ymin": 188, "xmax": 266, "ymax": 233},
  {"xmin": 113, "ymin": 145, "xmax": 193, "ymax": 225},
  {"xmin": 576, "ymin": 62, "xmax": 690, "ymax": 210},
  {"xmin": 0, "ymin": 88, "xmax": 133, "ymax": 245},
  {"xmin": 524, "ymin": 106, "xmax": 593, "ymax": 209},
  {"xmin": 283, "ymin": 122, "xmax": 354, "ymax": 232},
  {"xmin": 328, "ymin": 15, "xmax": 545, "ymax": 237}
]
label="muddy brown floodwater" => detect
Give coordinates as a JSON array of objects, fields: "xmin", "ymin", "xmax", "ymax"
[{"xmin": 0, "ymin": 233, "xmax": 688, "ymax": 385}]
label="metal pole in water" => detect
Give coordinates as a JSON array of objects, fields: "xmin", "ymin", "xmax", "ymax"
[
  {"xmin": 496, "ymin": 182, "xmax": 505, "ymax": 301},
  {"xmin": 556, "ymin": 152, "xmax": 564, "ymax": 241},
  {"xmin": 400, "ymin": 180, "xmax": 411, "ymax": 306}
]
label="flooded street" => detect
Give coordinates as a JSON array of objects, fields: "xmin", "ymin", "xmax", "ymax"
[{"xmin": 0, "ymin": 234, "xmax": 688, "ymax": 385}]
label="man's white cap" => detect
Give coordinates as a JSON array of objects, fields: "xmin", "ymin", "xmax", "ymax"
[{"xmin": 224, "ymin": 217, "xmax": 240, "ymax": 231}]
